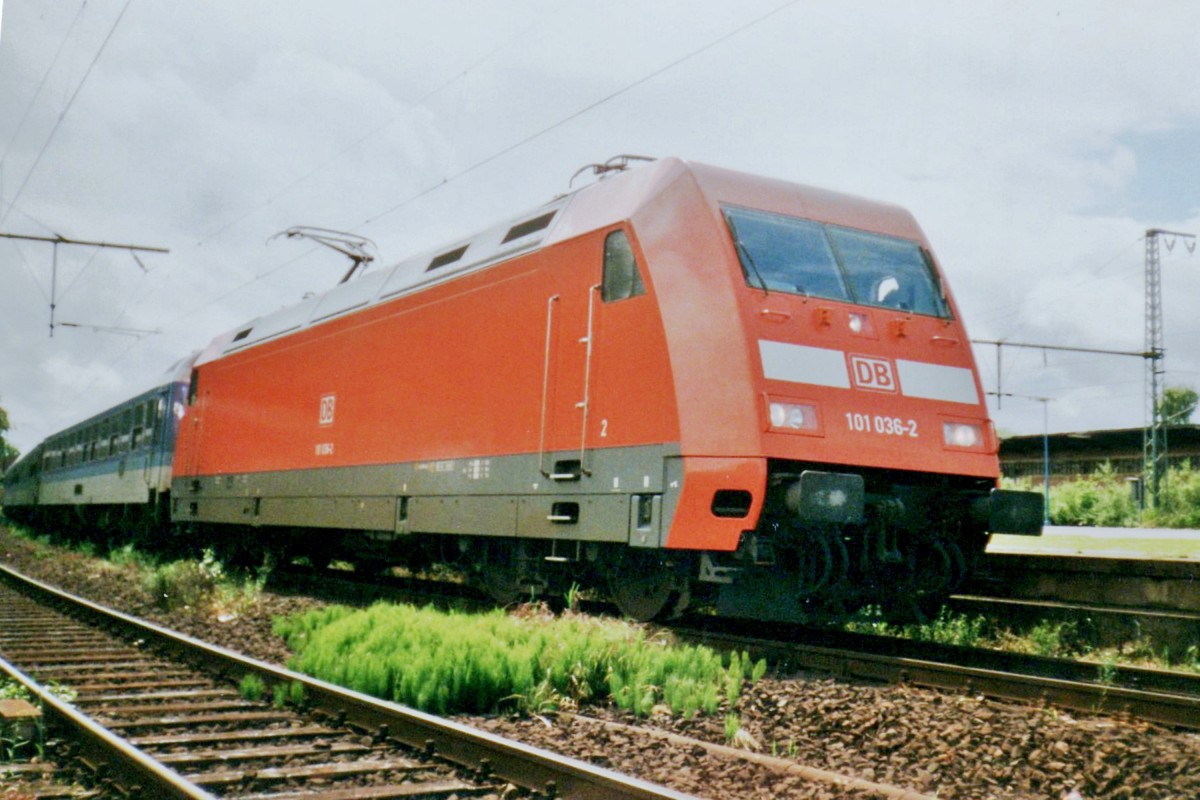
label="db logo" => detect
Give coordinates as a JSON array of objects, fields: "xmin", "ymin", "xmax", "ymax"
[
  {"xmin": 849, "ymin": 355, "xmax": 898, "ymax": 393},
  {"xmin": 318, "ymin": 394, "xmax": 336, "ymax": 426}
]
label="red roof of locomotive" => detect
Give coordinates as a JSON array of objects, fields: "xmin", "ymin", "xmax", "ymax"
[{"xmin": 195, "ymin": 157, "xmax": 925, "ymax": 367}]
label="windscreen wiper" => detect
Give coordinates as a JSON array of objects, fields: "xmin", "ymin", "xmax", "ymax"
[{"xmin": 725, "ymin": 215, "xmax": 770, "ymax": 296}]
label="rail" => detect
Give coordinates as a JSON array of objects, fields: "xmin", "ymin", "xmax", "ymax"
[
  {"xmin": 673, "ymin": 617, "xmax": 1200, "ymax": 730},
  {"xmin": 0, "ymin": 563, "xmax": 697, "ymax": 800}
]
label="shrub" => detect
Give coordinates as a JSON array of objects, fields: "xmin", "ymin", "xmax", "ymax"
[
  {"xmin": 141, "ymin": 548, "xmax": 262, "ymax": 616},
  {"xmin": 1143, "ymin": 460, "xmax": 1200, "ymax": 528},
  {"xmin": 106, "ymin": 542, "xmax": 157, "ymax": 570},
  {"xmin": 1049, "ymin": 463, "xmax": 1138, "ymax": 527},
  {"xmin": 144, "ymin": 558, "xmax": 222, "ymax": 611},
  {"xmin": 846, "ymin": 607, "xmax": 989, "ymax": 648},
  {"xmin": 1013, "ymin": 460, "xmax": 1200, "ymax": 529}
]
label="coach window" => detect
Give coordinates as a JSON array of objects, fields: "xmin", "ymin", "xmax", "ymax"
[
  {"xmin": 151, "ymin": 399, "xmax": 164, "ymax": 443},
  {"xmin": 132, "ymin": 403, "xmax": 146, "ymax": 450},
  {"xmin": 602, "ymin": 230, "xmax": 645, "ymax": 302},
  {"xmin": 120, "ymin": 409, "xmax": 132, "ymax": 452}
]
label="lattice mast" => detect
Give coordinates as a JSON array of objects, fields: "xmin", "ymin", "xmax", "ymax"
[
  {"xmin": 1143, "ymin": 228, "xmax": 1196, "ymax": 507},
  {"xmin": 1144, "ymin": 231, "xmax": 1165, "ymax": 506}
]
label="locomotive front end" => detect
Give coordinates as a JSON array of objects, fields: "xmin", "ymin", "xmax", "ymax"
[{"xmin": 698, "ymin": 182, "xmax": 1043, "ymax": 622}]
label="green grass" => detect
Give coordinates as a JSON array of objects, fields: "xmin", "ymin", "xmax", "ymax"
[
  {"xmin": 846, "ymin": 606, "xmax": 989, "ymax": 649},
  {"xmin": 272, "ymin": 680, "xmax": 306, "ymax": 709},
  {"xmin": 238, "ymin": 673, "xmax": 266, "ymax": 702},
  {"xmin": 273, "ymin": 602, "xmax": 766, "ymax": 718},
  {"xmin": 0, "ymin": 680, "xmax": 33, "ymax": 704}
]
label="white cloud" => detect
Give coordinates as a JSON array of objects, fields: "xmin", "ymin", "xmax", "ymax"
[{"xmin": 3, "ymin": 0, "xmax": 1200, "ymax": 451}]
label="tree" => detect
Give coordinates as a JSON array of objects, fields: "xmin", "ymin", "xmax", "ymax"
[
  {"xmin": 0, "ymin": 400, "xmax": 18, "ymax": 471},
  {"xmin": 1159, "ymin": 386, "xmax": 1199, "ymax": 426}
]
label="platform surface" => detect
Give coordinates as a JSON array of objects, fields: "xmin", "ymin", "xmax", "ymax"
[{"xmin": 989, "ymin": 525, "xmax": 1200, "ymax": 560}]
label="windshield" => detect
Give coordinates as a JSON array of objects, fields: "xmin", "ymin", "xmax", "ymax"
[{"xmin": 724, "ymin": 206, "xmax": 950, "ymax": 318}]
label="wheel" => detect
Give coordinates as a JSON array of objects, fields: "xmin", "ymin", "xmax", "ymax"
[
  {"xmin": 879, "ymin": 536, "xmax": 960, "ymax": 624},
  {"xmin": 479, "ymin": 541, "xmax": 525, "ymax": 606},
  {"xmin": 883, "ymin": 590, "xmax": 947, "ymax": 625},
  {"xmin": 608, "ymin": 549, "xmax": 687, "ymax": 622},
  {"xmin": 353, "ymin": 558, "xmax": 390, "ymax": 577}
]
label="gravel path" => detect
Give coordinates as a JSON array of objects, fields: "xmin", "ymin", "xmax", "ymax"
[{"xmin": 2, "ymin": 528, "xmax": 1198, "ymax": 799}]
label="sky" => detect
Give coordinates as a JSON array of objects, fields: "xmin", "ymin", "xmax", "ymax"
[{"xmin": 2, "ymin": 0, "xmax": 1200, "ymax": 455}]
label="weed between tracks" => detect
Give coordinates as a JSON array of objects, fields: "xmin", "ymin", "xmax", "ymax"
[
  {"xmin": 273, "ymin": 602, "xmax": 767, "ymax": 717},
  {"xmin": 0, "ymin": 679, "xmax": 75, "ymax": 763},
  {"xmin": 846, "ymin": 606, "xmax": 1200, "ymax": 674}
]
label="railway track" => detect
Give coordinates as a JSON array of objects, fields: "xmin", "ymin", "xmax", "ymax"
[
  {"xmin": 269, "ymin": 560, "xmax": 1200, "ymax": 730},
  {"xmin": 673, "ymin": 616, "xmax": 1200, "ymax": 730},
  {"xmin": 0, "ymin": 563, "xmax": 696, "ymax": 800},
  {"xmin": 953, "ymin": 551, "xmax": 1200, "ymax": 649}
]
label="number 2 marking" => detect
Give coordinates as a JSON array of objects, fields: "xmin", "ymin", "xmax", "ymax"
[{"xmin": 600, "ymin": 419, "xmax": 608, "ymax": 438}]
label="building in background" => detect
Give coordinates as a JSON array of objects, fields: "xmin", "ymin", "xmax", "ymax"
[{"xmin": 1000, "ymin": 425, "xmax": 1200, "ymax": 485}]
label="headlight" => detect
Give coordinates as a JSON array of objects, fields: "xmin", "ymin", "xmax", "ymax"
[
  {"xmin": 768, "ymin": 401, "xmax": 818, "ymax": 432},
  {"xmin": 943, "ymin": 421, "xmax": 983, "ymax": 448}
]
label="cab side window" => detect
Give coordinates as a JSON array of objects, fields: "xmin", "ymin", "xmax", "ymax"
[{"xmin": 601, "ymin": 230, "xmax": 646, "ymax": 302}]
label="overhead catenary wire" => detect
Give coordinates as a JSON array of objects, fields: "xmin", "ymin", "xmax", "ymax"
[
  {"xmin": 56, "ymin": 244, "xmax": 103, "ymax": 303},
  {"xmin": 192, "ymin": 7, "xmax": 570, "ymax": 250},
  {"xmin": 356, "ymin": 0, "xmax": 803, "ymax": 232},
  {"xmin": 0, "ymin": 0, "xmax": 135, "ymax": 230},
  {"xmin": 111, "ymin": 4, "xmax": 577, "ymax": 351},
  {"xmin": 49, "ymin": 0, "xmax": 804, "ymax": 427},
  {"xmin": 970, "ymin": 235, "xmax": 1145, "ymax": 327},
  {"xmin": 134, "ymin": 0, "xmax": 803, "ymax": 335},
  {"xmin": 974, "ymin": 337, "xmax": 1150, "ymax": 410},
  {"xmin": 0, "ymin": 1, "xmax": 90, "ymax": 178},
  {"xmin": 6, "ymin": 240, "xmax": 51, "ymax": 303}
]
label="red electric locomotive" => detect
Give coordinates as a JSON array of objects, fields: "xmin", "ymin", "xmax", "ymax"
[
  {"xmin": 1, "ymin": 157, "xmax": 1041, "ymax": 620},
  {"xmin": 167, "ymin": 156, "xmax": 1041, "ymax": 621}
]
